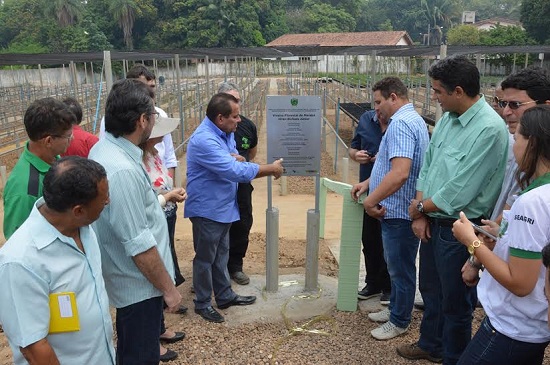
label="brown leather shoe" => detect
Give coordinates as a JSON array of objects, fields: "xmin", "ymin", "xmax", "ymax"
[{"xmin": 396, "ymin": 343, "xmax": 442, "ymax": 363}]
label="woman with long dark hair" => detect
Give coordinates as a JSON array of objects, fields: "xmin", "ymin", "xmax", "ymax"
[{"xmin": 453, "ymin": 105, "xmax": 550, "ymax": 364}]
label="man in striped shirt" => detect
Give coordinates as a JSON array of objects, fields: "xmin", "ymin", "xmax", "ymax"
[{"xmin": 352, "ymin": 77, "xmax": 429, "ymax": 340}]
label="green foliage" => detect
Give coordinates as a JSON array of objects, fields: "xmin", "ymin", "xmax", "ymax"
[
  {"xmin": 0, "ymin": 0, "xmax": 547, "ymax": 57},
  {"xmin": 44, "ymin": 0, "xmax": 83, "ymax": 27},
  {"xmin": 0, "ymin": 40, "xmax": 48, "ymax": 54},
  {"xmin": 287, "ymin": 0, "xmax": 355, "ymax": 33},
  {"xmin": 462, "ymin": 0, "xmax": 521, "ymax": 20},
  {"xmin": 479, "ymin": 25, "xmax": 537, "ymax": 73},
  {"xmin": 521, "ymin": 0, "xmax": 550, "ymax": 44},
  {"xmin": 447, "ymin": 25, "xmax": 480, "ymax": 45}
]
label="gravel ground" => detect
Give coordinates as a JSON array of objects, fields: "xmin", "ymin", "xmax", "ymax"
[{"xmin": 159, "ymin": 306, "xmax": 488, "ymax": 365}]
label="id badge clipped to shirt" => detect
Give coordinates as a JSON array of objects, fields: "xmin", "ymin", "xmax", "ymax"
[{"xmin": 48, "ymin": 292, "xmax": 80, "ymax": 334}]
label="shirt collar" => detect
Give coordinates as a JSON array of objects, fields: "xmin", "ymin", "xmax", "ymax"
[
  {"xmin": 105, "ymin": 132, "xmax": 143, "ymax": 164},
  {"xmin": 30, "ymin": 198, "xmax": 89, "ymax": 251},
  {"xmin": 23, "ymin": 142, "xmax": 53, "ymax": 173},
  {"xmin": 204, "ymin": 117, "xmax": 230, "ymax": 138},
  {"xmin": 451, "ymin": 94, "xmax": 487, "ymax": 127},
  {"xmin": 388, "ymin": 103, "xmax": 415, "ymax": 124}
]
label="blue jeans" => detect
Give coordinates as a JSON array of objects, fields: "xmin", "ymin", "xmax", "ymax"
[
  {"xmin": 458, "ymin": 317, "xmax": 549, "ymax": 365},
  {"xmin": 115, "ymin": 296, "xmax": 163, "ymax": 365},
  {"xmin": 418, "ymin": 223, "xmax": 477, "ymax": 365},
  {"xmin": 380, "ymin": 218, "xmax": 419, "ymax": 328},
  {"xmin": 191, "ymin": 217, "xmax": 237, "ymax": 309}
]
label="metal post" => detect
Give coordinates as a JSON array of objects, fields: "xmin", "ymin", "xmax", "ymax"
[
  {"xmin": 305, "ymin": 208, "xmax": 320, "ymax": 291},
  {"xmin": 266, "ymin": 176, "xmax": 279, "ymax": 292}
]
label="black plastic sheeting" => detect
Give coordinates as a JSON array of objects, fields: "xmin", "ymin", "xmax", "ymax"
[
  {"xmin": 1, "ymin": 44, "xmax": 549, "ymax": 66},
  {"xmin": 340, "ymin": 102, "xmax": 436, "ymax": 127}
]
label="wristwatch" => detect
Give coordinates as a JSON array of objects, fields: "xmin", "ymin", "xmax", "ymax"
[
  {"xmin": 468, "ymin": 239, "xmax": 483, "ymax": 255},
  {"xmin": 416, "ymin": 200, "xmax": 425, "ymax": 213}
]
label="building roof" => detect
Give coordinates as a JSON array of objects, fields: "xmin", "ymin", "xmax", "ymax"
[
  {"xmin": 265, "ymin": 31, "xmax": 413, "ymax": 47},
  {"xmin": 474, "ymin": 17, "xmax": 523, "ymax": 29}
]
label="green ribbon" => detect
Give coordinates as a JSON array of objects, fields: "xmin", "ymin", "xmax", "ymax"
[{"xmin": 520, "ymin": 172, "xmax": 550, "ymax": 195}]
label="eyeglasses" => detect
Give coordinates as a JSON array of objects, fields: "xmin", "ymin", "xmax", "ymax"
[
  {"xmin": 498, "ymin": 100, "xmax": 538, "ymax": 110},
  {"xmin": 492, "ymin": 96, "xmax": 500, "ymax": 104},
  {"xmin": 54, "ymin": 133, "xmax": 73, "ymax": 142}
]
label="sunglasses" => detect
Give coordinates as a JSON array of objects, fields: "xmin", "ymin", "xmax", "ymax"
[{"xmin": 497, "ymin": 100, "xmax": 538, "ymax": 110}]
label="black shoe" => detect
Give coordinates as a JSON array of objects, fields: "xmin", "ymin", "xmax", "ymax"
[
  {"xmin": 230, "ymin": 271, "xmax": 250, "ymax": 285},
  {"xmin": 358, "ymin": 285, "xmax": 381, "ymax": 300},
  {"xmin": 380, "ymin": 291, "xmax": 390, "ymax": 305},
  {"xmin": 160, "ymin": 331, "xmax": 186, "ymax": 344},
  {"xmin": 195, "ymin": 306, "xmax": 225, "ymax": 323},
  {"xmin": 160, "ymin": 349, "xmax": 178, "ymax": 362},
  {"xmin": 175, "ymin": 305, "xmax": 188, "ymax": 315},
  {"xmin": 217, "ymin": 295, "xmax": 257, "ymax": 309}
]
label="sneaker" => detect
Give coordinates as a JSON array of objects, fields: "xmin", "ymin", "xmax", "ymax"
[
  {"xmin": 371, "ymin": 321, "xmax": 408, "ymax": 340},
  {"xmin": 396, "ymin": 343, "xmax": 443, "ymax": 363},
  {"xmin": 357, "ymin": 285, "xmax": 381, "ymax": 300},
  {"xmin": 414, "ymin": 296, "xmax": 424, "ymax": 310},
  {"xmin": 230, "ymin": 271, "xmax": 250, "ymax": 285},
  {"xmin": 380, "ymin": 291, "xmax": 390, "ymax": 305},
  {"xmin": 368, "ymin": 308, "xmax": 390, "ymax": 323}
]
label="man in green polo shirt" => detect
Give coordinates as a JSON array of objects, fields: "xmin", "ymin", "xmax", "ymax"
[
  {"xmin": 3, "ymin": 98, "xmax": 74, "ymax": 239},
  {"xmin": 397, "ymin": 55, "xmax": 508, "ymax": 365}
]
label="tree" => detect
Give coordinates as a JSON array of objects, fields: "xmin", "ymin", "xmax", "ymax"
[
  {"xmin": 109, "ymin": 0, "xmax": 138, "ymax": 50},
  {"xmin": 446, "ymin": 24, "xmax": 480, "ymax": 45},
  {"xmin": 480, "ymin": 25, "xmax": 537, "ymax": 73},
  {"xmin": 421, "ymin": 0, "xmax": 461, "ymax": 30},
  {"xmin": 44, "ymin": 0, "xmax": 83, "ymax": 27},
  {"xmin": 287, "ymin": 0, "xmax": 355, "ymax": 33},
  {"xmin": 521, "ymin": 0, "xmax": 550, "ymax": 44},
  {"xmin": 461, "ymin": 0, "xmax": 521, "ymax": 20}
]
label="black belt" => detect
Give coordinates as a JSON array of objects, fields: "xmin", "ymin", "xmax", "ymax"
[{"xmin": 428, "ymin": 216, "xmax": 484, "ymax": 227}]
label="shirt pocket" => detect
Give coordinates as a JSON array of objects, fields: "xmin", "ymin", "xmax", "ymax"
[{"xmin": 440, "ymin": 145, "xmax": 466, "ymax": 177}]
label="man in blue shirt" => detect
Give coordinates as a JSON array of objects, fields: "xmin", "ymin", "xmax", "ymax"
[
  {"xmin": 349, "ymin": 110, "xmax": 391, "ymax": 303},
  {"xmin": 352, "ymin": 77, "xmax": 429, "ymax": 340},
  {"xmin": 90, "ymin": 79, "xmax": 182, "ymax": 364},
  {"xmin": 0, "ymin": 156, "xmax": 115, "ymax": 365},
  {"xmin": 185, "ymin": 93, "xmax": 284, "ymax": 323}
]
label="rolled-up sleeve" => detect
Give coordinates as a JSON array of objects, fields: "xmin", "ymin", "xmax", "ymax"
[{"xmin": 107, "ymin": 169, "xmax": 158, "ymax": 256}]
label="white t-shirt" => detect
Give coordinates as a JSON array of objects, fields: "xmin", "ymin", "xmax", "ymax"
[
  {"xmin": 99, "ymin": 106, "xmax": 177, "ymax": 168},
  {"xmin": 478, "ymin": 184, "xmax": 550, "ymax": 343}
]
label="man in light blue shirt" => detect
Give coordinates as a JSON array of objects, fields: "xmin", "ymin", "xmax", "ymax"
[
  {"xmin": 90, "ymin": 79, "xmax": 182, "ymax": 365},
  {"xmin": 185, "ymin": 92, "xmax": 284, "ymax": 323},
  {"xmin": 0, "ymin": 157, "xmax": 115, "ymax": 365},
  {"xmin": 352, "ymin": 77, "xmax": 429, "ymax": 341}
]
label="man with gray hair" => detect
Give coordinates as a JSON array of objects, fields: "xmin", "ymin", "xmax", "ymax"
[{"xmin": 218, "ymin": 81, "xmax": 258, "ymax": 286}]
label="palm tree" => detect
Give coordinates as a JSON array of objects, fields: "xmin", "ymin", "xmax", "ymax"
[
  {"xmin": 109, "ymin": 0, "xmax": 137, "ymax": 50},
  {"xmin": 421, "ymin": 0, "xmax": 460, "ymax": 29},
  {"xmin": 45, "ymin": 0, "xmax": 83, "ymax": 27}
]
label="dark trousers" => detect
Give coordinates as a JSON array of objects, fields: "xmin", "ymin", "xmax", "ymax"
[
  {"xmin": 458, "ymin": 317, "xmax": 549, "ymax": 365},
  {"xmin": 166, "ymin": 208, "xmax": 185, "ymax": 286},
  {"xmin": 362, "ymin": 212, "xmax": 390, "ymax": 292},
  {"xmin": 418, "ymin": 223, "xmax": 477, "ymax": 365},
  {"xmin": 228, "ymin": 182, "xmax": 254, "ymax": 273},
  {"xmin": 191, "ymin": 217, "xmax": 236, "ymax": 309},
  {"xmin": 116, "ymin": 296, "xmax": 163, "ymax": 365}
]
